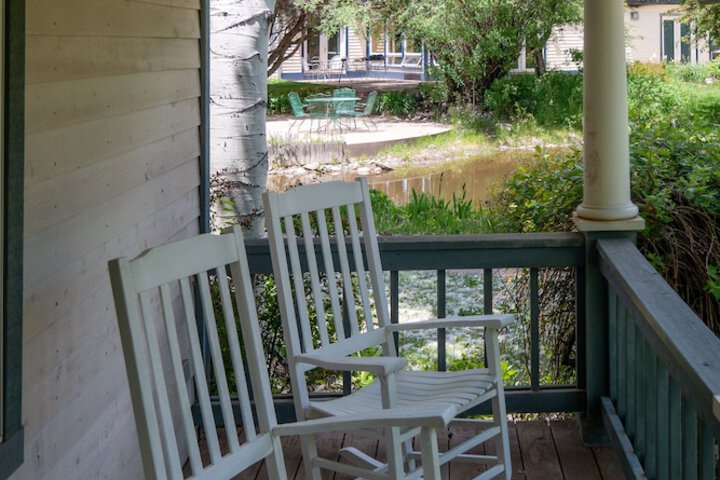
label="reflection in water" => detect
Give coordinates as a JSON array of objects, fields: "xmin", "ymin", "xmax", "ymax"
[
  {"xmin": 269, "ymin": 148, "xmax": 557, "ymax": 206},
  {"xmin": 365, "ymin": 149, "xmax": 535, "ymax": 206}
]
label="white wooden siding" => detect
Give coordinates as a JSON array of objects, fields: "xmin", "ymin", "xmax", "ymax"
[
  {"xmin": 545, "ymin": 25, "xmax": 583, "ymax": 71},
  {"xmin": 19, "ymin": 0, "xmax": 202, "ymax": 478},
  {"xmin": 348, "ymin": 28, "xmax": 366, "ymax": 64}
]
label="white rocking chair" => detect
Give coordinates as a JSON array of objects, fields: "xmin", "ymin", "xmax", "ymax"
[
  {"xmin": 263, "ymin": 179, "xmax": 516, "ymax": 480},
  {"xmin": 109, "ymin": 226, "xmax": 451, "ymax": 480}
]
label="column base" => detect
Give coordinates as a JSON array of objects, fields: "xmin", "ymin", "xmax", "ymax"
[{"xmin": 572, "ymin": 213, "xmax": 645, "ymax": 232}]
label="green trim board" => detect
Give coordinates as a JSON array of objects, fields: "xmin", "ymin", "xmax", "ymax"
[
  {"xmin": 0, "ymin": 0, "xmax": 24, "ymax": 477},
  {"xmin": 199, "ymin": 0, "xmax": 210, "ymax": 234},
  {"xmin": 601, "ymin": 397, "xmax": 646, "ymax": 479}
]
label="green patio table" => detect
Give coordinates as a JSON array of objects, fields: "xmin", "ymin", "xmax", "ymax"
[{"xmin": 305, "ymin": 96, "xmax": 361, "ymax": 132}]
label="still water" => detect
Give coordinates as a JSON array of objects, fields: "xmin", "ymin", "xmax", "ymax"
[{"xmin": 361, "ymin": 149, "xmax": 535, "ymax": 206}]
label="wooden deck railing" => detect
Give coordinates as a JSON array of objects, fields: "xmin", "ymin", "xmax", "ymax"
[
  {"xmin": 598, "ymin": 238, "xmax": 720, "ymax": 479},
  {"xmin": 196, "ymin": 233, "xmax": 720, "ymax": 476},
  {"xmin": 244, "ymin": 232, "xmax": 587, "ymax": 417}
]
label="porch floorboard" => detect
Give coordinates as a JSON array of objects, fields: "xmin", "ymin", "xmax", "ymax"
[{"xmin": 196, "ymin": 419, "xmax": 623, "ymax": 479}]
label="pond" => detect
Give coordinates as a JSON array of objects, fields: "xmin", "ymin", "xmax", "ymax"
[
  {"xmin": 269, "ymin": 145, "xmax": 565, "ymax": 206},
  {"xmin": 359, "ymin": 148, "xmax": 536, "ymax": 206}
]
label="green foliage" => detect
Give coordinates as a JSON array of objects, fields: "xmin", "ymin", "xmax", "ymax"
[
  {"xmin": 681, "ymin": 0, "xmax": 720, "ymax": 44},
  {"xmin": 488, "ymin": 147, "xmax": 582, "ymax": 233},
  {"xmin": 377, "ymin": 90, "xmax": 420, "ymax": 117},
  {"xmin": 666, "ymin": 61, "xmax": 719, "ymax": 84},
  {"xmin": 371, "ymin": 187, "xmax": 490, "ymax": 235},
  {"xmin": 483, "ymin": 72, "xmax": 583, "ymax": 129},
  {"xmin": 488, "ymin": 69, "xmax": 720, "ymax": 331}
]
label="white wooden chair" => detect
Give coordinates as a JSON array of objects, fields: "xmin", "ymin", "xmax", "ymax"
[
  {"xmin": 263, "ymin": 179, "xmax": 516, "ymax": 480},
  {"xmin": 109, "ymin": 226, "xmax": 452, "ymax": 480}
]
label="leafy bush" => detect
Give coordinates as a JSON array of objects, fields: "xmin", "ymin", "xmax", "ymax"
[
  {"xmin": 377, "ymin": 90, "xmax": 421, "ymax": 117},
  {"xmin": 666, "ymin": 61, "xmax": 720, "ymax": 84},
  {"xmin": 483, "ymin": 72, "xmax": 583, "ymax": 129},
  {"xmin": 489, "ymin": 113, "xmax": 720, "ymax": 332}
]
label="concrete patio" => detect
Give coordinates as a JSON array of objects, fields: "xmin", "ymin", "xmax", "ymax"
[{"xmin": 267, "ymin": 117, "xmax": 452, "ymax": 157}]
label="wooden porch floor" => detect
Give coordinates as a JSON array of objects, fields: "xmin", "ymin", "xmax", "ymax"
[{"xmin": 213, "ymin": 420, "xmax": 624, "ymax": 479}]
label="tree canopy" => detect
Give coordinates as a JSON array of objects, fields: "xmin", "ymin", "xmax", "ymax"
[
  {"xmin": 269, "ymin": 0, "xmax": 582, "ymax": 103},
  {"xmin": 681, "ymin": 0, "xmax": 720, "ymax": 45}
]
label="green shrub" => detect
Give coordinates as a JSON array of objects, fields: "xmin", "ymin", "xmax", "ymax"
[
  {"xmin": 489, "ymin": 114, "xmax": 720, "ymax": 332},
  {"xmin": 377, "ymin": 90, "xmax": 420, "ymax": 117},
  {"xmin": 483, "ymin": 72, "xmax": 583, "ymax": 129},
  {"xmin": 666, "ymin": 61, "xmax": 717, "ymax": 84}
]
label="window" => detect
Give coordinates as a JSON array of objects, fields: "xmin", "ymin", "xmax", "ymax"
[
  {"xmin": 663, "ymin": 19, "xmax": 675, "ymax": 61},
  {"xmin": 0, "ymin": 0, "xmax": 25, "ymax": 478},
  {"xmin": 680, "ymin": 23, "xmax": 691, "ymax": 63},
  {"xmin": 663, "ymin": 16, "xmax": 696, "ymax": 64}
]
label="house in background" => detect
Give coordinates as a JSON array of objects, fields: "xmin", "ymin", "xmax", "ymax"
[
  {"xmin": 278, "ymin": 1, "xmax": 717, "ymax": 81},
  {"xmin": 278, "ymin": 25, "xmax": 429, "ymax": 81}
]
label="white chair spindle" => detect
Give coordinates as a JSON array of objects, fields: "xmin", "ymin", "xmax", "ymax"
[
  {"xmin": 331, "ymin": 205, "xmax": 360, "ymax": 336},
  {"xmin": 345, "ymin": 204, "xmax": 374, "ymax": 332},
  {"xmin": 283, "ymin": 215, "xmax": 315, "ymax": 352},
  {"xmin": 179, "ymin": 277, "xmax": 222, "ymax": 464},
  {"xmin": 138, "ymin": 291, "xmax": 184, "ymax": 479},
  {"xmin": 300, "ymin": 212, "xmax": 330, "ymax": 346},
  {"xmin": 316, "ymin": 209, "xmax": 345, "ymax": 340},
  {"xmin": 197, "ymin": 273, "xmax": 240, "ymax": 452},
  {"xmin": 158, "ymin": 283, "xmax": 203, "ymax": 474},
  {"xmin": 215, "ymin": 268, "xmax": 257, "ymax": 441}
]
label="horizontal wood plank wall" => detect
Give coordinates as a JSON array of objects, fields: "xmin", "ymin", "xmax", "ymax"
[
  {"xmin": 347, "ymin": 29, "xmax": 366, "ymax": 65},
  {"xmin": 20, "ymin": 0, "xmax": 202, "ymax": 478},
  {"xmin": 545, "ymin": 24, "xmax": 583, "ymax": 71}
]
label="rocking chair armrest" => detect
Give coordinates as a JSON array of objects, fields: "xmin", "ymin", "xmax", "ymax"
[
  {"xmin": 386, "ymin": 314, "xmax": 516, "ymax": 332},
  {"xmin": 295, "ymin": 354, "xmax": 408, "ymax": 376},
  {"xmin": 273, "ymin": 406, "xmax": 456, "ymax": 437}
]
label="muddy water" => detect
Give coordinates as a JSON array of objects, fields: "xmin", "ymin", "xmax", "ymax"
[{"xmin": 362, "ymin": 149, "xmax": 536, "ymax": 206}]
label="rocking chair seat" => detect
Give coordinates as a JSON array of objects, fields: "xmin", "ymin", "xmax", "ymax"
[{"xmin": 307, "ymin": 369, "xmax": 498, "ymax": 418}]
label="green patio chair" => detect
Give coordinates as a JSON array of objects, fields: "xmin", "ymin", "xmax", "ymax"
[
  {"xmin": 333, "ymin": 87, "xmax": 357, "ymax": 130},
  {"xmin": 288, "ymin": 91, "xmax": 308, "ymax": 131},
  {"xmin": 352, "ymin": 90, "xmax": 378, "ymax": 129}
]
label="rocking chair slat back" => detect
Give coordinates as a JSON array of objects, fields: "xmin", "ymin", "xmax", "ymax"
[
  {"xmin": 109, "ymin": 227, "xmax": 287, "ymax": 480},
  {"xmin": 264, "ymin": 179, "xmax": 393, "ymax": 365}
]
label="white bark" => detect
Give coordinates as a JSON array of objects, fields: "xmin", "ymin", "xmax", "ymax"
[{"xmin": 211, "ymin": 0, "xmax": 276, "ymax": 237}]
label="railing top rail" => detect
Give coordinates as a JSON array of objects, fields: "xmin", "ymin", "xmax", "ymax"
[
  {"xmin": 598, "ymin": 238, "xmax": 720, "ymax": 427},
  {"xmin": 245, "ymin": 232, "xmax": 585, "ymax": 273}
]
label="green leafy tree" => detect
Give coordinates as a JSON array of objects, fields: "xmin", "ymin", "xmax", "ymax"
[
  {"xmin": 316, "ymin": 0, "xmax": 581, "ymax": 104},
  {"xmin": 681, "ymin": 0, "xmax": 720, "ymax": 45}
]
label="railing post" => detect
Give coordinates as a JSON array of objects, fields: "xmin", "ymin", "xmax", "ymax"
[{"xmin": 579, "ymin": 230, "xmax": 637, "ymax": 445}]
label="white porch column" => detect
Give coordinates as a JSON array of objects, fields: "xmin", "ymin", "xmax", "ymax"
[{"xmin": 574, "ymin": 0, "xmax": 642, "ymax": 228}]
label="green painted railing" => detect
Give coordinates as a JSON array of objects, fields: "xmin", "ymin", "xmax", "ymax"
[
  {"xmin": 598, "ymin": 238, "xmax": 720, "ymax": 479},
  {"xmin": 243, "ymin": 232, "xmax": 587, "ymax": 419}
]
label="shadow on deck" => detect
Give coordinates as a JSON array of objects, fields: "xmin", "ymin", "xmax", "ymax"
[{"xmin": 197, "ymin": 420, "xmax": 623, "ymax": 479}]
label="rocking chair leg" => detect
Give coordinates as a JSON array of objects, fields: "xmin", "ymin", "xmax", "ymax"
[
  {"xmin": 386, "ymin": 426, "xmax": 405, "ymax": 479},
  {"xmin": 300, "ymin": 434, "xmax": 323, "ymax": 480},
  {"xmin": 488, "ymin": 330, "xmax": 512, "ymax": 479},
  {"xmin": 419, "ymin": 428, "xmax": 441, "ymax": 480},
  {"xmin": 403, "ymin": 439, "xmax": 416, "ymax": 471}
]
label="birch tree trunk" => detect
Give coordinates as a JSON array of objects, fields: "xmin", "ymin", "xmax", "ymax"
[{"xmin": 211, "ymin": 0, "xmax": 276, "ymax": 237}]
